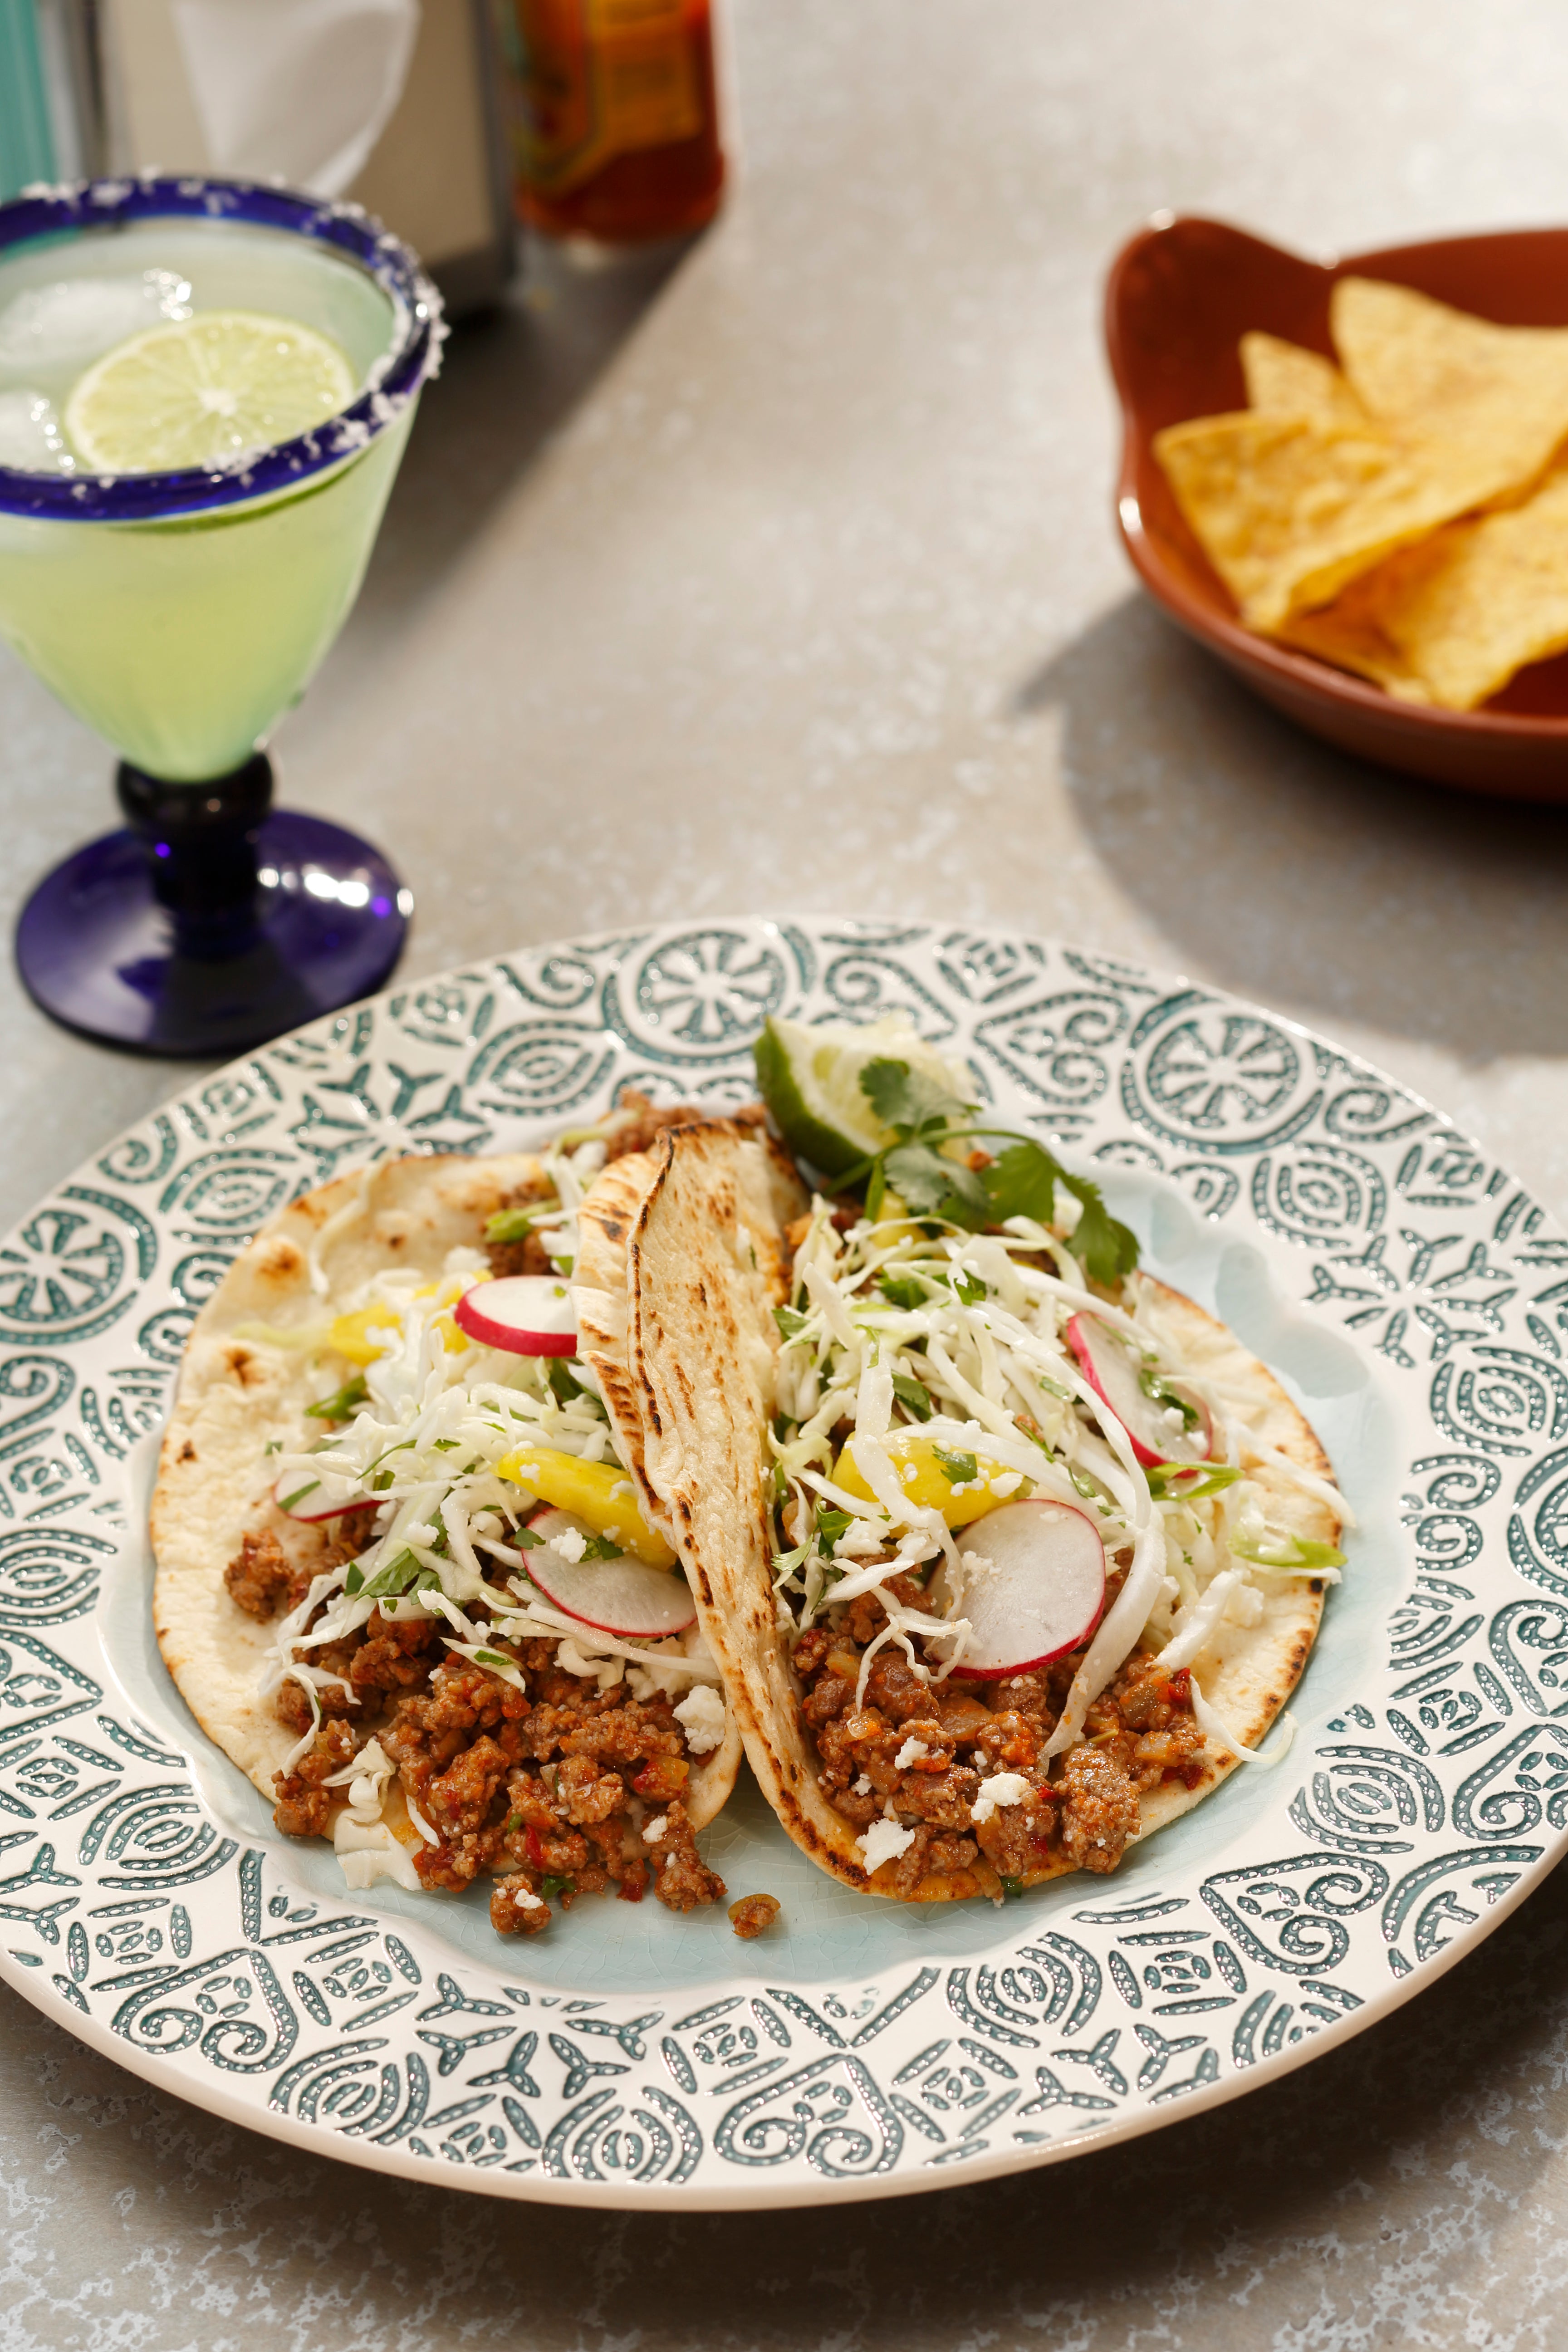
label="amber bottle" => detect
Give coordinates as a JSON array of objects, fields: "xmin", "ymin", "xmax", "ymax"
[{"xmin": 498, "ymin": 0, "xmax": 725, "ymax": 244}]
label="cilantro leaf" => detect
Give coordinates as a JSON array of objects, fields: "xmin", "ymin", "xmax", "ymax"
[
  {"xmin": 579, "ymin": 1533, "xmax": 625, "ymax": 1561},
  {"xmin": 814, "ymin": 1505, "xmax": 853, "ymax": 1555},
  {"xmin": 1060, "ymin": 1173, "xmax": 1139, "ymax": 1288},
  {"xmin": 876, "ymin": 1271, "xmax": 929, "ymax": 1310},
  {"xmin": 891, "ymin": 1372, "xmax": 934, "ymax": 1422},
  {"xmin": 932, "ymin": 1445, "xmax": 978, "ymax": 1486},
  {"xmin": 981, "ymin": 1144, "xmax": 1138, "ymax": 1284},
  {"xmin": 354, "ymin": 1551, "xmax": 442, "ymax": 1601},
  {"xmin": 884, "ymin": 1142, "xmax": 990, "ymax": 1226},
  {"xmin": 981, "ymin": 1140, "xmax": 1060, "ymax": 1226},
  {"xmin": 950, "ymin": 1268, "xmax": 987, "ymax": 1306},
  {"xmin": 860, "ymin": 1058, "xmax": 973, "ymax": 1137},
  {"xmin": 774, "ymin": 1305, "xmax": 808, "ymax": 1340}
]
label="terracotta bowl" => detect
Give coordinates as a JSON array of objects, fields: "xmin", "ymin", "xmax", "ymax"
[{"xmin": 1105, "ymin": 214, "xmax": 1568, "ymax": 800}]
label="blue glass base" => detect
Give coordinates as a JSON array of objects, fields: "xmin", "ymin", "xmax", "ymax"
[{"xmin": 16, "ymin": 800, "xmax": 411, "ymax": 1058}]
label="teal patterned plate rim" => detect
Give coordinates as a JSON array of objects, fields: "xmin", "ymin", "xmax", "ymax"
[{"xmin": 0, "ymin": 915, "xmax": 1562, "ymax": 2211}]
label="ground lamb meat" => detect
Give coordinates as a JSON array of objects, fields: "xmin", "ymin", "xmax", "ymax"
[
  {"xmin": 491, "ymin": 1875, "xmax": 552, "ymax": 1936},
  {"xmin": 483, "ymin": 1172, "xmax": 556, "ymax": 1279},
  {"xmin": 224, "ymin": 1508, "xmax": 379, "ymax": 1624},
  {"xmin": 1089, "ymin": 1658, "xmax": 1209, "ymax": 1792},
  {"xmin": 792, "ymin": 1597, "xmax": 1205, "ymax": 1887},
  {"xmin": 224, "ymin": 1529, "xmax": 292, "ymax": 1620},
  {"xmin": 728, "ymin": 1893, "xmax": 781, "ymax": 1940},
  {"xmin": 1056, "ymin": 1744, "xmax": 1140, "ymax": 1873},
  {"xmin": 600, "ymin": 1091, "xmax": 764, "ymax": 1166},
  {"xmin": 646, "ymin": 1800, "xmax": 725, "ymax": 1911},
  {"xmin": 349, "ymin": 1606, "xmax": 442, "ymax": 1694},
  {"xmin": 973, "ymin": 1784, "xmax": 1058, "ymax": 1880},
  {"xmin": 272, "ymin": 1719, "xmax": 357, "ymax": 1838},
  {"xmin": 247, "ymin": 1552, "xmax": 725, "ymax": 1922},
  {"xmin": 486, "ymin": 1229, "xmax": 556, "ymax": 1280}
]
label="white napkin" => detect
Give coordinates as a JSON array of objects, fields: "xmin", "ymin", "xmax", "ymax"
[{"xmin": 171, "ymin": 0, "xmax": 421, "ymax": 199}]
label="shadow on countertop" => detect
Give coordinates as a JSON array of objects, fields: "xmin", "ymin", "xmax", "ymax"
[
  {"xmin": 5, "ymin": 1853, "xmax": 1567, "ymax": 2346},
  {"xmin": 351, "ymin": 237, "xmax": 694, "ymax": 625},
  {"xmin": 1024, "ymin": 598, "xmax": 1568, "ymax": 1067}
]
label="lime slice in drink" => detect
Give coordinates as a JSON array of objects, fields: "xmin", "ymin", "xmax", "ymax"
[
  {"xmin": 753, "ymin": 1012, "xmax": 975, "ymax": 1177},
  {"xmin": 64, "ymin": 311, "xmax": 356, "ymax": 473}
]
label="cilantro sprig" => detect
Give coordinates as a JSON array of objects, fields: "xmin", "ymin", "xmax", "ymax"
[{"xmin": 837, "ymin": 1058, "xmax": 1138, "ymax": 1287}]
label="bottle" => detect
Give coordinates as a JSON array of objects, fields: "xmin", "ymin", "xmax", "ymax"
[{"xmin": 497, "ymin": 0, "xmax": 725, "ymax": 245}]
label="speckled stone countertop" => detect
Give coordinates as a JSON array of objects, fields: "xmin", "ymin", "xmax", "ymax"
[{"xmin": 6, "ymin": 0, "xmax": 1568, "ymax": 2340}]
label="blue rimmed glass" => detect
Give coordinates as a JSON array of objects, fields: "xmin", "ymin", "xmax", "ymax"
[{"xmin": 0, "ymin": 175, "xmax": 444, "ymax": 1057}]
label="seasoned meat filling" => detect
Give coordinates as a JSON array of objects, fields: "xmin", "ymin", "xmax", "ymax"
[
  {"xmin": 485, "ymin": 1095, "xmax": 764, "ymax": 1279},
  {"xmin": 227, "ymin": 1531, "xmax": 726, "ymax": 1933},
  {"xmin": 223, "ymin": 1510, "xmax": 378, "ymax": 1624},
  {"xmin": 728, "ymin": 1893, "xmax": 781, "ymax": 1940},
  {"xmin": 793, "ymin": 1583, "xmax": 1206, "ymax": 1891}
]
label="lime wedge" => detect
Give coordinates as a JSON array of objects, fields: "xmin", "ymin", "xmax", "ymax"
[
  {"xmin": 754, "ymin": 1013, "xmax": 974, "ymax": 1176},
  {"xmin": 64, "ymin": 310, "xmax": 356, "ymax": 473}
]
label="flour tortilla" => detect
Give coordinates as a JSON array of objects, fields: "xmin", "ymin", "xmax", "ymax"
[
  {"xmin": 152, "ymin": 1148, "xmax": 743, "ymax": 1839},
  {"xmin": 594, "ymin": 1125, "xmax": 1339, "ymax": 1900}
]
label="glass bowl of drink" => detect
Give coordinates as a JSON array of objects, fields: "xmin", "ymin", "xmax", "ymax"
[{"xmin": 0, "ymin": 175, "xmax": 444, "ymax": 1057}]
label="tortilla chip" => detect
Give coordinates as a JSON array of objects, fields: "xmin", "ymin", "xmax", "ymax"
[
  {"xmin": 1333, "ymin": 276, "xmax": 1568, "ymax": 505},
  {"xmin": 1273, "ymin": 568, "xmax": 1433, "ymax": 701},
  {"xmin": 1240, "ymin": 331, "xmax": 1367, "ymax": 425},
  {"xmin": 1280, "ymin": 461, "xmax": 1568, "ymax": 709},
  {"xmin": 1153, "ymin": 407, "xmax": 1491, "ymax": 630}
]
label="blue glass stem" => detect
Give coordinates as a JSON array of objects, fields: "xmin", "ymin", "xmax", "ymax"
[
  {"xmin": 117, "ymin": 753, "xmax": 274, "ymax": 959},
  {"xmin": 15, "ymin": 761, "xmax": 411, "ymax": 1058}
]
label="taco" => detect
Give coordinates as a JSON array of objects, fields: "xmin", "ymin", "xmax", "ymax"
[
  {"xmin": 592, "ymin": 1035, "xmax": 1349, "ymax": 1902},
  {"xmin": 152, "ymin": 1097, "xmax": 764, "ymax": 1940}
]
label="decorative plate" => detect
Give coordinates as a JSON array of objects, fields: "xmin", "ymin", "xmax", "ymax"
[{"xmin": 0, "ymin": 918, "xmax": 1561, "ymax": 2211}]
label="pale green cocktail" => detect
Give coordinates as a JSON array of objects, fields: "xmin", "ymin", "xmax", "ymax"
[
  {"xmin": 0, "ymin": 176, "xmax": 443, "ymax": 1057},
  {"xmin": 0, "ymin": 217, "xmax": 415, "ymax": 781}
]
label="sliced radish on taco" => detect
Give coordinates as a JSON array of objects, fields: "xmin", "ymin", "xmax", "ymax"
[
  {"xmin": 1067, "ymin": 1311, "xmax": 1213, "ymax": 1467},
  {"xmin": 938, "ymin": 1499, "xmax": 1106, "ymax": 1677},
  {"xmin": 519, "ymin": 1506, "xmax": 698, "ymax": 1638},
  {"xmin": 273, "ymin": 1467, "xmax": 372, "ymax": 1523},
  {"xmin": 454, "ymin": 1274, "xmax": 577, "ymax": 1356}
]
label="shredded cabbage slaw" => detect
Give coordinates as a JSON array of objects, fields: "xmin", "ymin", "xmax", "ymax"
[
  {"xmin": 252, "ymin": 1133, "xmax": 723, "ymax": 1777},
  {"xmin": 767, "ymin": 1193, "xmax": 1350, "ymax": 1759}
]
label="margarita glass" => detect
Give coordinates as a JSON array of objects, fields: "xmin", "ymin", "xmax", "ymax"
[{"xmin": 0, "ymin": 177, "xmax": 443, "ymax": 1056}]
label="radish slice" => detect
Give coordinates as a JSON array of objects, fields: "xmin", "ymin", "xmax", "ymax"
[
  {"xmin": 1066, "ymin": 1313, "xmax": 1212, "ymax": 1469},
  {"xmin": 519, "ymin": 1507, "xmax": 696, "ymax": 1639},
  {"xmin": 274, "ymin": 1467, "xmax": 370, "ymax": 1524},
  {"xmin": 454, "ymin": 1276, "xmax": 577, "ymax": 1357},
  {"xmin": 943, "ymin": 1499, "xmax": 1106, "ymax": 1677}
]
